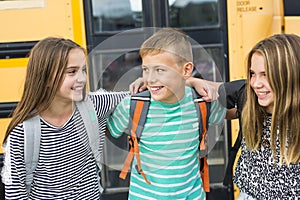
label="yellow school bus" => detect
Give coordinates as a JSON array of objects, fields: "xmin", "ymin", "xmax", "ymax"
[
  {"xmin": 0, "ymin": 0, "xmax": 86, "ymax": 144},
  {"xmin": 0, "ymin": 0, "xmax": 299, "ymax": 199}
]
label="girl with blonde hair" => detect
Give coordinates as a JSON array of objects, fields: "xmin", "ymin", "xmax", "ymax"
[{"xmin": 234, "ymin": 34, "xmax": 300, "ymax": 199}]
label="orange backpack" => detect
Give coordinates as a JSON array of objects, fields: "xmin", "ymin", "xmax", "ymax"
[{"xmin": 119, "ymin": 89, "xmax": 211, "ymax": 192}]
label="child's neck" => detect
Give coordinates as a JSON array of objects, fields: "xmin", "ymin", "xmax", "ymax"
[
  {"xmin": 40, "ymin": 101, "xmax": 75, "ymax": 127},
  {"xmin": 157, "ymin": 87, "xmax": 186, "ymax": 104}
]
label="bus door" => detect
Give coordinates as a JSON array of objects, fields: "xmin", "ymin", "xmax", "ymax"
[{"xmin": 83, "ymin": 0, "xmax": 231, "ymax": 199}]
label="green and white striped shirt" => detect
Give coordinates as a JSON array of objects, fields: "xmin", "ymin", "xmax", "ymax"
[{"xmin": 107, "ymin": 87, "xmax": 226, "ymax": 200}]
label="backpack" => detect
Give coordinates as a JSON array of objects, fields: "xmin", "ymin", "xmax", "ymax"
[
  {"xmin": 119, "ymin": 89, "xmax": 212, "ymax": 192},
  {"xmin": 23, "ymin": 98, "xmax": 102, "ymax": 194}
]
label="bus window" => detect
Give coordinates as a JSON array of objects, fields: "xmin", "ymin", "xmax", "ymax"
[
  {"xmin": 169, "ymin": 0, "xmax": 219, "ymax": 28},
  {"xmin": 284, "ymin": 0, "xmax": 300, "ymax": 16},
  {"xmin": 90, "ymin": 51, "xmax": 142, "ymax": 92},
  {"xmin": 193, "ymin": 46, "xmax": 224, "ymax": 82},
  {"xmin": 91, "ymin": 0, "xmax": 143, "ymax": 33}
]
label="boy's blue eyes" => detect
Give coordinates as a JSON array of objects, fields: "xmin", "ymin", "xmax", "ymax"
[{"xmin": 142, "ymin": 67, "xmax": 164, "ymax": 72}]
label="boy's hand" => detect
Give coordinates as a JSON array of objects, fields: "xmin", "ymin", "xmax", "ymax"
[{"xmin": 129, "ymin": 77, "xmax": 147, "ymax": 94}]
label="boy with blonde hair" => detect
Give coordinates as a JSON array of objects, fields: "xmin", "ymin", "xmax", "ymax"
[{"xmin": 107, "ymin": 28, "xmax": 226, "ymax": 199}]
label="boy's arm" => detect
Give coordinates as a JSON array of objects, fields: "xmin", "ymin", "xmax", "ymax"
[{"xmin": 106, "ymin": 96, "xmax": 131, "ymax": 138}]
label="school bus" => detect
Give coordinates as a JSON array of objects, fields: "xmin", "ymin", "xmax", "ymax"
[{"xmin": 0, "ymin": 0, "xmax": 299, "ymax": 199}]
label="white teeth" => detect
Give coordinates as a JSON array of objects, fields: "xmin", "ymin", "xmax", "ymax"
[
  {"xmin": 150, "ymin": 87, "xmax": 161, "ymax": 91},
  {"xmin": 259, "ymin": 92, "xmax": 267, "ymax": 95},
  {"xmin": 72, "ymin": 87, "xmax": 83, "ymax": 91}
]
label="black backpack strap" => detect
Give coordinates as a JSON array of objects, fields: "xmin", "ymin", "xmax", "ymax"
[{"xmin": 223, "ymin": 129, "xmax": 242, "ymax": 186}]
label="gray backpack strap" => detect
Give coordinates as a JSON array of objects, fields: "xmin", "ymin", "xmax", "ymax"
[
  {"xmin": 129, "ymin": 90, "xmax": 151, "ymax": 140},
  {"xmin": 23, "ymin": 115, "xmax": 41, "ymax": 195},
  {"xmin": 76, "ymin": 98, "xmax": 101, "ymax": 170},
  {"xmin": 76, "ymin": 98, "xmax": 103, "ymax": 193}
]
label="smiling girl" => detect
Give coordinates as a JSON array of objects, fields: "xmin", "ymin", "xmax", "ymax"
[
  {"xmin": 234, "ymin": 34, "xmax": 300, "ymax": 199},
  {"xmin": 1, "ymin": 37, "xmax": 127, "ymax": 199}
]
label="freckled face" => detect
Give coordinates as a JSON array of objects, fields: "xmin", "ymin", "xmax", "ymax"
[
  {"xmin": 55, "ymin": 48, "xmax": 87, "ymax": 103},
  {"xmin": 250, "ymin": 52, "xmax": 274, "ymax": 113},
  {"xmin": 142, "ymin": 52, "xmax": 188, "ymax": 104}
]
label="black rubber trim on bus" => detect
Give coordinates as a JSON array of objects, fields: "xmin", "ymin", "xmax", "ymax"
[
  {"xmin": 284, "ymin": 0, "xmax": 300, "ymax": 16},
  {"xmin": 0, "ymin": 102, "xmax": 18, "ymax": 118},
  {"xmin": 0, "ymin": 41, "xmax": 37, "ymax": 59}
]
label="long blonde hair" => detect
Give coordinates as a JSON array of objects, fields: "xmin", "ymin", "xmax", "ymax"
[
  {"xmin": 242, "ymin": 34, "xmax": 300, "ymax": 165},
  {"xmin": 4, "ymin": 37, "xmax": 84, "ymax": 142}
]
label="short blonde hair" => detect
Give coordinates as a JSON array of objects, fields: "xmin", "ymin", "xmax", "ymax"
[{"xmin": 140, "ymin": 28, "xmax": 193, "ymax": 66}]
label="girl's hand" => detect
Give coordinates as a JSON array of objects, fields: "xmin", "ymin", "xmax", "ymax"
[
  {"xmin": 129, "ymin": 77, "xmax": 147, "ymax": 94},
  {"xmin": 186, "ymin": 77, "xmax": 221, "ymax": 102}
]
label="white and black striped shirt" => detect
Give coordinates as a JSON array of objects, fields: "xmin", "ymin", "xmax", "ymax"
[{"xmin": 2, "ymin": 91, "xmax": 128, "ymax": 200}]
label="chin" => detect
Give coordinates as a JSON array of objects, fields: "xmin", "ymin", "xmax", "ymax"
[
  {"xmin": 72, "ymin": 95, "xmax": 84, "ymax": 102},
  {"xmin": 151, "ymin": 95, "xmax": 160, "ymax": 102}
]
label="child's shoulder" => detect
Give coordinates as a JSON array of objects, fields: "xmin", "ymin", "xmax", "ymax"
[
  {"xmin": 87, "ymin": 90, "xmax": 129, "ymax": 104},
  {"xmin": 185, "ymin": 86, "xmax": 193, "ymax": 94},
  {"xmin": 88, "ymin": 90, "xmax": 129, "ymax": 98},
  {"xmin": 6, "ymin": 122, "xmax": 25, "ymax": 144},
  {"xmin": 184, "ymin": 86, "xmax": 195, "ymax": 100}
]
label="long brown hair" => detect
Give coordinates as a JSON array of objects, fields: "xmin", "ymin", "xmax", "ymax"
[
  {"xmin": 4, "ymin": 37, "xmax": 84, "ymax": 142},
  {"xmin": 242, "ymin": 34, "xmax": 300, "ymax": 165}
]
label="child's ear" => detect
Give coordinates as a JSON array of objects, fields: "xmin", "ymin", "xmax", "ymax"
[{"xmin": 183, "ymin": 62, "xmax": 194, "ymax": 79}]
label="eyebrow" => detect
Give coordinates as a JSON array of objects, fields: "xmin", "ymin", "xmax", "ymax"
[
  {"xmin": 67, "ymin": 64, "xmax": 86, "ymax": 69},
  {"xmin": 249, "ymin": 68, "xmax": 265, "ymax": 74},
  {"xmin": 142, "ymin": 64, "xmax": 167, "ymax": 68}
]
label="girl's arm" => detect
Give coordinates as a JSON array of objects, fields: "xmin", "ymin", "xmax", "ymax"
[
  {"xmin": 2, "ymin": 131, "xmax": 29, "ymax": 200},
  {"xmin": 186, "ymin": 77, "xmax": 222, "ymax": 102},
  {"xmin": 88, "ymin": 90, "xmax": 129, "ymax": 119}
]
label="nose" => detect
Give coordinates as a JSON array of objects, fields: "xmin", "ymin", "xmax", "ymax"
[
  {"xmin": 77, "ymin": 70, "xmax": 86, "ymax": 83},
  {"xmin": 251, "ymin": 75, "xmax": 263, "ymax": 89},
  {"xmin": 145, "ymin": 70, "xmax": 156, "ymax": 84}
]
